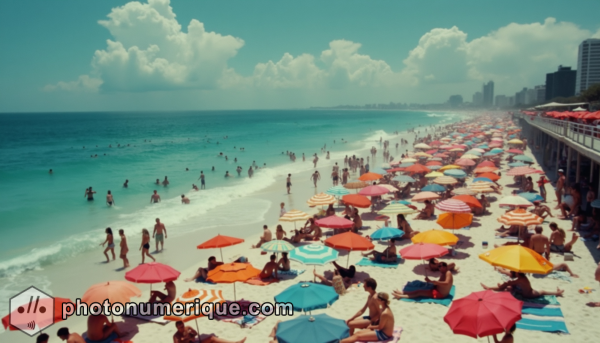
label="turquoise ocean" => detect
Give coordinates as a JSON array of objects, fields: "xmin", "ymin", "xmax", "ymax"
[{"xmin": 0, "ymin": 110, "xmax": 458, "ymax": 291}]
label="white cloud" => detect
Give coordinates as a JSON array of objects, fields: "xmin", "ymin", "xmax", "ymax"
[{"xmin": 43, "ymin": 75, "xmax": 102, "ymax": 92}]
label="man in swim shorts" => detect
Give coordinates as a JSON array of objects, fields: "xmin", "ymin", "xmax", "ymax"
[{"xmin": 153, "ymin": 218, "xmax": 167, "ymax": 252}]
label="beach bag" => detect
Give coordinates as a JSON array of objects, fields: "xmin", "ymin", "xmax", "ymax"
[{"xmin": 332, "ymin": 275, "xmax": 346, "ymax": 295}]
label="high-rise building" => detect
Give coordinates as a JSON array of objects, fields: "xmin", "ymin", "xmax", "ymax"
[
  {"xmin": 508, "ymin": 96, "xmax": 515, "ymax": 106},
  {"xmin": 472, "ymin": 92, "xmax": 483, "ymax": 105},
  {"xmin": 495, "ymin": 95, "xmax": 508, "ymax": 107},
  {"xmin": 525, "ymin": 89, "xmax": 537, "ymax": 105},
  {"xmin": 576, "ymin": 38, "xmax": 600, "ymax": 94},
  {"xmin": 545, "ymin": 65, "xmax": 577, "ymax": 100},
  {"xmin": 447, "ymin": 95, "xmax": 463, "ymax": 106},
  {"xmin": 534, "ymin": 85, "xmax": 545, "ymax": 103},
  {"xmin": 482, "ymin": 81, "xmax": 494, "ymax": 107},
  {"xmin": 515, "ymin": 88, "xmax": 528, "ymax": 106}
]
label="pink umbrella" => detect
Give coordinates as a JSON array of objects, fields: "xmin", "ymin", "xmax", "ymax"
[
  {"xmin": 434, "ymin": 153, "xmax": 450, "ymax": 158},
  {"xmin": 426, "ymin": 149, "xmax": 438, "ymax": 154},
  {"xmin": 358, "ymin": 185, "xmax": 389, "ymax": 196},
  {"xmin": 455, "ymin": 158, "xmax": 476, "ymax": 167},
  {"xmin": 125, "ymin": 262, "xmax": 181, "ymax": 291},
  {"xmin": 506, "ymin": 149, "xmax": 523, "ymax": 154},
  {"xmin": 400, "ymin": 243, "xmax": 448, "ymax": 260},
  {"xmin": 435, "ymin": 199, "xmax": 471, "ymax": 213},
  {"xmin": 506, "ymin": 167, "xmax": 544, "ymax": 176},
  {"xmin": 315, "ymin": 215, "xmax": 354, "ymax": 229}
]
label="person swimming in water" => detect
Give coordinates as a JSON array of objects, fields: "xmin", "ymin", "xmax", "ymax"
[
  {"xmin": 85, "ymin": 187, "xmax": 96, "ymax": 201},
  {"xmin": 106, "ymin": 190, "xmax": 114, "ymax": 206}
]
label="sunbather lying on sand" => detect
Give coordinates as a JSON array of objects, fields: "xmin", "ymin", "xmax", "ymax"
[
  {"xmin": 362, "ymin": 238, "xmax": 397, "ymax": 263},
  {"xmin": 481, "ymin": 271, "xmax": 564, "ymax": 297},
  {"xmin": 393, "ymin": 262, "xmax": 453, "ymax": 299},
  {"xmin": 428, "ymin": 258, "xmax": 458, "ymax": 272}
]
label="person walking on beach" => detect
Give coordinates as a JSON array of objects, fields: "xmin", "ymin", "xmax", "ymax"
[
  {"xmin": 332, "ymin": 169, "xmax": 339, "ymax": 186},
  {"xmin": 198, "ymin": 171, "xmax": 206, "ymax": 189},
  {"xmin": 150, "ymin": 190, "xmax": 161, "ymax": 203},
  {"xmin": 310, "ymin": 171, "xmax": 321, "ymax": 188},
  {"xmin": 286, "ymin": 174, "xmax": 292, "ymax": 194},
  {"xmin": 140, "ymin": 229, "xmax": 155, "ymax": 263},
  {"xmin": 248, "ymin": 166, "xmax": 254, "ymax": 178},
  {"xmin": 106, "ymin": 190, "xmax": 115, "ymax": 206},
  {"xmin": 85, "ymin": 187, "xmax": 96, "ymax": 201},
  {"xmin": 313, "ymin": 154, "xmax": 319, "ymax": 168},
  {"xmin": 119, "ymin": 229, "xmax": 129, "ymax": 268},
  {"xmin": 153, "ymin": 218, "xmax": 167, "ymax": 252},
  {"xmin": 100, "ymin": 228, "xmax": 115, "ymax": 263},
  {"xmin": 554, "ymin": 169, "xmax": 566, "ymax": 208}
]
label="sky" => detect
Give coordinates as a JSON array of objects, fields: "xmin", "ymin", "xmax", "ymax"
[{"xmin": 1, "ymin": 0, "xmax": 599, "ymax": 112}]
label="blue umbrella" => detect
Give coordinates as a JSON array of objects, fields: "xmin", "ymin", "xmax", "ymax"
[
  {"xmin": 398, "ymin": 162, "xmax": 414, "ymax": 168},
  {"xmin": 394, "ymin": 175, "xmax": 415, "ymax": 182},
  {"xmin": 275, "ymin": 282, "xmax": 339, "ymax": 312},
  {"xmin": 276, "ymin": 314, "xmax": 350, "ymax": 343},
  {"xmin": 483, "ymin": 152, "xmax": 498, "ymax": 156},
  {"xmin": 370, "ymin": 227, "xmax": 405, "ymax": 241},
  {"xmin": 289, "ymin": 244, "xmax": 339, "ymax": 265},
  {"xmin": 473, "ymin": 177, "xmax": 493, "ymax": 183},
  {"xmin": 513, "ymin": 155, "xmax": 533, "ymax": 163},
  {"xmin": 519, "ymin": 192, "xmax": 544, "ymax": 202},
  {"xmin": 326, "ymin": 186, "xmax": 350, "ymax": 197},
  {"xmin": 393, "ymin": 200, "xmax": 411, "ymax": 205},
  {"xmin": 370, "ymin": 167, "xmax": 387, "ymax": 174},
  {"xmin": 422, "ymin": 184, "xmax": 446, "ymax": 192},
  {"xmin": 490, "ymin": 148, "xmax": 504, "ymax": 154},
  {"xmin": 444, "ymin": 169, "xmax": 467, "ymax": 178},
  {"xmin": 428, "ymin": 165, "xmax": 442, "ymax": 170},
  {"xmin": 508, "ymin": 162, "xmax": 527, "ymax": 167}
]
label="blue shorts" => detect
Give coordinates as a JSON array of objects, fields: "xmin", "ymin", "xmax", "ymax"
[{"xmin": 376, "ymin": 330, "xmax": 391, "ymax": 341}]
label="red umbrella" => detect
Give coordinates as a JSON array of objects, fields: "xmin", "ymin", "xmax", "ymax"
[
  {"xmin": 386, "ymin": 167, "xmax": 405, "ymax": 173},
  {"xmin": 399, "ymin": 243, "xmax": 448, "ymax": 260},
  {"xmin": 455, "ymin": 158, "xmax": 475, "ymax": 167},
  {"xmin": 452, "ymin": 195, "xmax": 482, "ymax": 208},
  {"xmin": 477, "ymin": 161, "xmax": 495, "ymax": 168},
  {"xmin": 325, "ymin": 232, "xmax": 374, "ymax": 266},
  {"xmin": 426, "ymin": 149, "xmax": 438, "ymax": 155},
  {"xmin": 477, "ymin": 172, "xmax": 500, "ymax": 181},
  {"xmin": 197, "ymin": 234, "xmax": 244, "ymax": 261},
  {"xmin": 125, "ymin": 262, "xmax": 181, "ymax": 283},
  {"xmin": 315, "ymin": 215, "xmax": 354, "ymax": 229},
  {"xmin": 342, "ymin": 194, "xmax": 371, "ymax": 208},
  {"xmin": 444, "ymin": 290, "xmax": 523, "ymax": 338},
  {"xmin": 506, "ymin": 167, "xmax": 543, "ymax": 176},
  {"xmin": 2, "ymin": 297, "xmax": 72, "ymax": 331},
  {"xmin": 506, "ymin": 149, "xmax": 523, "ymax": 154},
  {"xmin": 404, "ymin": 163, "xmax": 431, "ymax": 174}
]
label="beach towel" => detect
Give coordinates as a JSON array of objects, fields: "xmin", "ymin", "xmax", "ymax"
[
  {"xmin": 124, "ymin": 313, "xmax": 169, "ymax": 325},
  {"xmin": 245, "ymin": 277, "xmax": 280, "ymax": 286},
  {"xmin": 214, "ymin": 300, "xmax": 255, "ymax": 319},
  {"xmin": 195, "ymin": 276, "xmax": 216, "ymax": 284},
  {"xmin": 511, "ymin": 293, "xmax": 560, "ymax": 305},
  {"xmin": 532, "ymin": 271, "xmax": 572, "ymax": 283},
  {"xmin": 357, "ymin": 327, "xmax": 403, "ymax": 343},
  {"xmin": 517, "ymin": 314, "xmax": 569, "ymax": 333},
  {"xmin": 356, "ymin": 255, "xmax": 404, "ymax": 268},
  {"xmin": 521, "ymin": 304, "xmax": 563, "ymax": 317},
  {"xmin": 84, "ymin": 333, "xmax": 119, "ymax": 343},
  {"xmin": 219, "ymin": 314, "xmax": 267, "ymax": 328},
  {"xmin": 398, "ymin": 280, "xmax": 455, "ymax": 306},
  {"xmin": 277, "ymin": 269, "xmax": 305, "ymax": 276}
]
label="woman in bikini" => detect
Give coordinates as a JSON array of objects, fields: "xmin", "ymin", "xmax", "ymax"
[
  {"xmin": 277, "ymin": 252, "xmax": 290, "ymax": 272},
  {"xmin": 100, "ymin": 227, "xmax": 115, "ymax": 263},
  {"xmin": 275, "ymin": 225, "xmax": 286, "ymax": 240},
  {"xmin": 341, "ymin": 293, "xmax": 395, "ymax": 343},
  {"xmin": 118, "ymin": 229, "xmax": 129, "ymax": 268},
  {"xmin": 397, "ymin": 214, "xmax": 418, "ymax": 238},
  {"xmin": 140, "ymin": 228, "xmax": 155, "ymax": 263}
]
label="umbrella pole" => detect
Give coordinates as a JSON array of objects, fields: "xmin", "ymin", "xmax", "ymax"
[
  {"xmin": 233, "ymin": 283, "xmax": 237, "ymax": 302},
  {"xmin": 313, "ymin": 266, "xmax": 316, "ymax": 283},
  {"xmin": 194, "ymin": 318, "xmax": 200, "ymax": 333},
  {"xmin": 220, "ymin": 248, "xmax": 224, "ymax": 263},
  {"xmin": 347, "ymin": 252, "xmax": 350, "ymax": 268}
]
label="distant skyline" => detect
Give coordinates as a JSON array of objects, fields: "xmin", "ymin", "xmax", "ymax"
[{"xmin": 1, "ymin": 0, "xmax": 600, "ymax": 112}]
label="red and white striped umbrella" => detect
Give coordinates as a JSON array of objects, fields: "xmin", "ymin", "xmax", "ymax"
[
  {"xmin": 435, "ymin": 199, "xmax": 471, "ymax": 213},
  {"xmin": 455, "ymin": 158, "xmax": 476, "ymax": 167},
  {"xmin": 506, "ymin": 167, "xmax": 543, "ymax": 176},
  {"xmin": 358, "ymin": 185, "xmax": 389, "ymax": 196}
]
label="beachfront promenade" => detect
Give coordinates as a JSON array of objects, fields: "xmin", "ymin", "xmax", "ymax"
[{"xmin": 515, "ymin": 113, "xmax": 600, "ymax": 195}]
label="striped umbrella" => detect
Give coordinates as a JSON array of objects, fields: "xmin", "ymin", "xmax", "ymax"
[
  {"xmin": 326, "ymin": 185, "xmax": 351, "ymax": 197},
  {"xmin": 473, "ymin": 177, "xmax": 493, "ymax": 184},
  {"xmin": 344, "ymin": 181, "xmax": 368, "ymax": 190},
  {"xmin": 497, "ymin": 208, "xmax": 543, "ymax": 226},
  {"xmin": 506, "ymin": 167, "xmax": 542, "ymax": 176},
  {"xmin": 435, "ymin": 199, "xmax": 471, "ymax": 213},
  {"xmin": 469, "ymin": 182, "xmax": 494, "ymax": 194},
  {"xmin": 498, "ymin": 196, "xmax": 534, "ymax": 208},
  {"xmin": 261, "ymin": 240, "xmax": 296, "ymax": 253},
  {"xmin": 412, "ymin": 191, "xmax": 441, "ymax": 202},
  {"xmin": 289, "ymin": 244, "xmax": 339, "ymax": 265},
  {"xmin": 394, "ymin": 175, "xmax": 416, "ymax": 182},
  {"xmin": 164, "ymin": 289, "xmax": 225, "ymax": 331},
  {"xmin": 440, "ymin": 165, "xmax": 462, "ymax": 171},
  {"xmin": 280, "ymin": 210, "xmax": 311, "ymax": 229},
  {"xmin": 433, "ymin": 176, "xmax": 459, "ymax": 185},
  {"xmin": 307, "ymin": 193, "xmax": 336, "ymax": 207}
]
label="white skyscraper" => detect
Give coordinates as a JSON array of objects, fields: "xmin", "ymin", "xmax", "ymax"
[{"xmin": 576, "ymin": 38, "xmax": 600, "ymax": 94}]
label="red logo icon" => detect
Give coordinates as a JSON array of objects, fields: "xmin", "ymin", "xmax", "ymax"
[{"xmin": 9, "ymin": 286, "xmax": 55, "ymax": 336}]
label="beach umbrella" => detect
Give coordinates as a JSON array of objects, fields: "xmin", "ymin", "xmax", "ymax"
[
  {"xmin": 498, "ymin": 195, "xmax": 534, "ymax": 208},
  {"xmin": 370, "ymin": 167, "xmax": 388, "ymax": 175},
  {"xmin": 344, "ymin": 181, "xmax": 367, "ymax": 190},
  {"xmin": 378, "ymin": 184, "xmax": 398, "ymax": 192},
  {"xmin": 479, "ymin": 245, "xmax": 553, "ymax": 274},
  {"xmin": 275, "ymin": 313, "xmax": 349, "ymax": 343},
  {"xmin": 474, "ymin": 166, "xmax": 499, "ymax": 173},
  {"xmin": 426, "ymin": 161, "xmax": 443, "ymax": 166},
  {"xmin": 401, "ymin": 158, "xmax": 418, "ymax": 163},
  {"xmin": 433, "ymin": 176, "xmax": 458, "ymax": 185},
  {"xmin": 164, "ymin": 289, "xmax": 225, "ymax": 332},
  {"xmin": 440, "ymin": 165, "xmax": 462, "ymax": 171},
  {"xmin": 289, "ymin": 244, "xmax": 339, "ymax": 266},
  {"xmin": 468, "ymin": 182, "xmax": 494, "ymax": 194},
  {"xmin": 414, "ymin": 143, "xmax": 431, "ymax": 149},
  {"xmin": 358, "ymin": 172, "xmax": 383, "ymax": 181},
  {"xmin": 461, "ymin": 154, "xmax": 480, "ymax": 160},
  {"xmin": 412, "ymin": 191, "xmax": 441, "ymax": 202},
  {"xmin": 280, "ymin": 210, "xmax": 311, "ymax": 229},
  {"xmin": 2, "ymin": 297, "xmax": 72, "ymax": 332},
  {"xmin": 444, "ymin": 290, "xmax": 523, "ymax": 338},
  {"xmin": 444, "ymin": 169, "xmax": 467, "ymax": 178},
  {"xmin": 507, "ymin": 139, "xmax": 524, "ymax": 145},
  {"xmin": 483, "ymin": 151, "xmax": 499, "ymax": 157},
  {"xmin": 405, "ymin": 163, "xmax": 431, "ymax": 174},
  {"xmin": 341, "ymin": 194, "xmax": 371, "ymax": 208},
  {"xmin": 512, "ymin": 155, "xmax": 533, "ymax": 163},
  {"xmin": 387, "ymin": 167, "xmax": 405, "ymax": 173},
  {"xmin": 307, "ymin": 193, "xmax": 336, "ymax": 207},
  {"xmin": 422, "ymin": 184, "xmax": 446, "ymax": 192},
  {"xmin": 324, "ymin": 232, "xmax": 374, "ymax": 266},
  {"xmin": 508, "ymin": 162, "xmax": 528, "ymax": 168},
  {"xmin": 477, "ymin": 161, "xmax": 495, "ymax": 168},
  {"xmin": 411, "ymin": 230, "xmax": 458, "ymax": 246},
  {"xmin": 394, "ymin": 175, "xmax": 416, "ymax": 182},
  {"xmin": 370, "ymin": 227, "xmax": 405, "ymax": 241},
  {"xmin": 428, "ymin": 165, "xmax": 443, "ymax": 170},
  {"xmin": 261, "ymin": 240, "xmax": 295, "ymax": 253},
  {"xmin": 435, "ymin": 199, "xmax": 471, "ymax": 213},
  {"xmin": 452, "ymin": 195, "xmax": 482, "ymax": 208},
  {"xmin": 591, "ymin": 199, "xmax": 600, "ymax": 209},
  {"xmin": 506, "ymin": 167, "xmax": 541, "ymax": 176},
  {"xmin": 275, "ymin": 282, "xmax": 339, "ymax": 312},
  {"xmin": 455, "ymin": 159, "xmax": 476, "ymax": 167},
  {"xmin": 378, "ymin": 203, "xmax": 418, "ymax": 215},
  {"xmin": 414, "ymin": 152, "xmax": 433, "ymax": 158},
  {"xmin": 490, "ymin": 148, "xmax": 504, "ymax": 154},
  {"xmin": 497, "ymin": 208, "xmax": 542, "ymax": 226},
  {"xmin": 197, "ymin": 234, "xmax": 244, "ymax": 262},
  {"xmin": 207, "ymin": 263, "xmax": 261, "ymax": 301},
  {"xmin": 315, "ymin": 216, "xmax": 354, "ymax": 229},
  {"xmin": 325, "ymin": 186, "xmax": 351, "ymax": 197},
  {"xmin": 473, "ymin": 177, "xmax": 493, "ymax": 184},
  {"xmin": 507, "ymin": 149, "xmax": 523, "ymax": 154},
  {"xmin": 398, "ymin": 162, "xmax": 416, "ymax": 168},
  {"xmin": 400, "ymin": 243, "xmax": 448, "ymax": 260},
  {"xmin": 425, "ymin": 171, "xmax": 444, "ymax": 178},
  {"xmin": 436, "ymin": 212, "xmax": 473, "ymax": 230},
  {"xmin": 358, "ymin": 185, "xmax": 389, "ymax": 196},
  {"xmin": 518, "ymin": 192, "xmax": 544, "ymax": 202},
  {"xmin": 477, "ymin": 172, "xmax": 500, "ymax": 181},
  {"xmin": 82, "ymin": 281, "xmax": 141, "ymax": 318},
  {"xmin": 125, "ymin": 262, "xmax": 180, "ymax": 292}
]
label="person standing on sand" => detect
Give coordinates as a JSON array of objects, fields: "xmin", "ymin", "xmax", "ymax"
[
  {"xmin": 150, "ymin": 190, "xmax": 161, "ymax": 203},
  {"xmin": 332, "ymin": 169, "xmax": 339, "ymax": 186},
  {"xmin": 100, "ymin": 228, "xmax": 115, "ymax": 263},
  {"xmin": 119, "ymin": 229, "xmax": 129, "ymax": 268},
  {"xmin": 198, "ymin": 171, "xmax": 205, "ymax": 189},
  {"xmin": 85, "ymin": 187, "xmax": 96, "ymax": 201},
  {"xmin": 313, "ymin": 154, "xmax": 319, "ymax": 168},
  {"xmin": 286, "ymin": 174, "xmax": 292, "ymax": 194},
  {"xmin": 345, "ymin": 278, "xmax": 381, "ymax": 336},
  {"xmin": 140, "ymin": 229, "xmax": 155, "ymax": 263},
  {"xmin": 153, "ymin": 218, "xmax": 167, "ymax": 252},
  {"xmin": 106, "ymin": 190, "xmax": 115, "ymax": 206},
  {"xmin": 554, "ymin": 169, "xmax": 566, "ymax": 208},
  {"xmin": 310, "ymin": 171, "xmax": 321, "ymax": 188},
  {"xmin": 280, "ymin": 202, "xmax": 287, "ymax": 217},
  {"xmin": 342, "ymin": 168, "xmax": 349, "ymax": 185}
]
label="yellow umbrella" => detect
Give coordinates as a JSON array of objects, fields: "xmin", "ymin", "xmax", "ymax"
[
  {"xmin": 461, "ymin": 154, "xmax": 480, "ymax": 160},
  {"xmin": 280, "ymin": 210, "xmax": 311, "ymax": 229},
  {"xmin": 425, "ymin": 171, "xmax": 444, "ymax": 178},
  {"xmin": 440, "ymin": 165, "xmax": 462, "ymax": 171},
  {"xmin": 414, "ymin": 152, "xmax": 433, "ymax": 158},
  {"xmin": 433, "ymin": 176, "xmax": 458, "ymax": 185},
  {"xmin": 307, "ymin": 193, "xmax": 336, "ymax": 207},
  {"xmin": 411, "ymin": 229, "xmax": 458, "ymax": 246},
  {"xmin": 508, "ymin": 139, "xmax": 524, "ymax": 145},
  {"xmin": 469, "ymin": 182, "xmax": 494, "ymax": 193},
  {"xmin": 449, "ymin": 148, "xmax": 464, "ymax": 152},
  {"xmin": 479, "ymin": 245, "xmax": 553, "ymax": 274}
]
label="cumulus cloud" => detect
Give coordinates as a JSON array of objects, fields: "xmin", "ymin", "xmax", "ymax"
[{"xmin": 43, "ymin": 75, "xmax": 102, "ymax": 92}]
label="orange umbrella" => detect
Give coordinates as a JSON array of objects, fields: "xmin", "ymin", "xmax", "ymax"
[
  {"xmin": 477, "ymin": 172, "xmax": 500, "ymax": 181},
  {"xmin": 412, "ymin": 191, "xmax": 441, "ymax": 202},
  {"xmin": 82, "ymin": 281, "xmax": 141, "ymax": 320},
  {"xmin": 207, "ymin": 263, "xmax": 261, "ymax": 300},
  {"xmin": 497, "ymin": 208, "xmax": 543, "ymax": 226},
  {"xmin": 412, "ymin": 230, "xmax": 459, "ymax": 246},
  {"xmin": 164, "ymin": 289, "xmax": 225, "ymax": 331},
  {"xmin": 358, "ymin": 172, "xmax": 383, "ymax": 181},
  {"xmin": 325, "ymin": 232, "xmax": 374, "ymax": 266},
  {"xmin": 452, "ymin": 195, "xmax": 482, "ymax": 208},
  {"xmin": 404, "ymin": 163, "xmax": 431, "ymax": 174},
  {"xmin": 342, "ymin": 194, "xmax": 371, "ymax": 208},
  {"xmin": 344, "ymin": 181, "xmax": 368, "ymax": 190},
  {"xmin": 197, "ymin": 234, "xmax": 244, "ymax": 262},
  {"xmin": 437, "ymin": 212, "xmax": 473, "ymax": 230}
]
